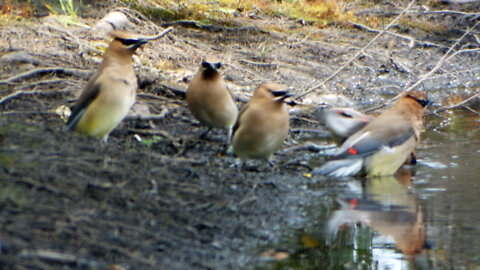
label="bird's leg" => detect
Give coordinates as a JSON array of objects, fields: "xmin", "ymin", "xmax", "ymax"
[{"xmin": 199, "ymin": 127, "xmax": 212, "ymax": 140}]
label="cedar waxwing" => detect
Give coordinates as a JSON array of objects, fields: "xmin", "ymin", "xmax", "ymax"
[
  {"xmin": 232, "ymin": 83, "xmax": 292, "ymax": 159},
  {"xmin": 66, "ymin": 31, "xmax": 147, "ymax": 141},
  {"xmin": 314, "ymin": 91, "xmax": 431, "ymax": 177},
  {"xmin": 316, "ymin": 107, "xmax": 374, "ymax": 145},
  {"xmin": 318, "ymin": 107, "xmax": 417, "ymax": 165},
  {"xmin": 186, "ymin": 58, "xmax": 238, "ymax": 142}
]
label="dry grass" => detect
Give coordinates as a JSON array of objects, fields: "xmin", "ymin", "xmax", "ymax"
[{"xmin": 130, "ymin": 0, "xmax": 354, "ymax": 27}]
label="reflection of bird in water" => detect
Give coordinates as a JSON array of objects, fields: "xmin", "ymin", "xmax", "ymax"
[
  {"xmin": 326, "ymin": 169, "xmax": 426, "ymax": 256},
  {"xmin": 314, "ymin": 91, "xmax": 431, "ymax": 177}
]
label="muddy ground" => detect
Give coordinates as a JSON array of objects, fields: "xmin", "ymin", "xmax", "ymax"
[{"xmin": 1, "ymin": 1, "xmax": 480, "ymax": 269}]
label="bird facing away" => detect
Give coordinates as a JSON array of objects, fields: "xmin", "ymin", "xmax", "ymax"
[
  {"xmin": 314, "ymin": 91, "xmax": 431, "ymax": 177},
  {"xmin": 66, "ymin": 31, "xmax": 147, "ymax": 141},
  {"xmin": 232, "ymin": 83, "xmax": 292, "ymax": 159},
  {"xmin": 186, "ymin": 58, "xmax": 238, "ymax": 142}
]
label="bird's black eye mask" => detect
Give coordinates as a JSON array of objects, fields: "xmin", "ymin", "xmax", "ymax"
[
  {"xmin": 120, "ymin": 39, "xmax": 138, "ymax": 46},
  {"xmin": 411, "ymin": 96, "xmax": 433, "ymax": 107},
  {"xmin": 201, "ymin": 61, "xmax": 222, "ymax": 70},
  {"xmin": 117, "ymin": 38, "xmax": 147, "ymax": 49},
  {"xmin": 417, "ymin": 99, "xmax": 432, "ymax": 107},
  {"xmin": 406, "ymin": 92, "xmax": 433, "ymax": 108}
]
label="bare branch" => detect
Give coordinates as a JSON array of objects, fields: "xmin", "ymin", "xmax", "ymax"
[
  {"xmin": 295, "ymin": 0, "xmax": 416, "ymax": 100},
  {"xmin": 0, "ymin": 67, "xmax": 91, "ymax": 84},
  {"xmin": 434, "ymin": 93, "xmax": 480, "ymax": 114},
  {"xmin": 142, "ymin": 26, "xmax": 174, "ymax": 41},
  {"xmin": 405, "ymin": 21, "xmax": 480, "ymax": 92},
  {"xmin": 348, "ymin": 21, "xmax": 448, "ymax": 49}
]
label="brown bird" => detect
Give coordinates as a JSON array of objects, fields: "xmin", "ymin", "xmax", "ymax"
[
  {"xmin": 317, "ymin": 107, "xmax": 417, "ymax": 164},
  {"xmin": 186, "ymin": 58, "xmax": 238, "ymax": 141},
  {"xmin": 66, "ymin": 31, "xmax": 147, "ymax": 141},
  {"xmin": 232, "ymin": 83, "xmax": 292, "ymax": 159},
  {"xmin": 314, "ymin": 91, "xmax": 431, "ymax": 177}
]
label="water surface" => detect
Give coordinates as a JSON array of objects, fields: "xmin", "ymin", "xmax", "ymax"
[{"xmin": 262, "ymin": 109, "xmax": 480, "ymax": 269}]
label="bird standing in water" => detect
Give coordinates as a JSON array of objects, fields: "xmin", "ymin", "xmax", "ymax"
[
  {"xmin": 66, "ymin": 31, "xmax": 147, "ymax": 142},
  {"xmin": 314, "ymin": 91, "xmax": 431, "ymax": 177},
  {"xmin": 317, "ymin": 107, "xmax": 417, "ymax": 164}
]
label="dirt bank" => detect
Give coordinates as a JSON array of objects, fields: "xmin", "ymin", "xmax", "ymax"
[{"xmin": 1, "ymin": 1, "xmax": 479, "ymax": 269}]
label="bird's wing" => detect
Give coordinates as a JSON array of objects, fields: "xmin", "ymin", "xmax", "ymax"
[
  {"xmin": 335, "ymin": 123, "xmax": 416, "ymax": 159},
  {"xmin": 65, "ymin": 82, "xmax": 101, "ymax": 131},
  {"xmin": 231, "ymin": 102, "xmax": 250, "ymax": 138}
]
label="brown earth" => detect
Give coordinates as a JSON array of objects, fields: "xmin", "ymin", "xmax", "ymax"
[{"xmin": 1, "ymin": 1, "xmax": 479, "ymax": 269}]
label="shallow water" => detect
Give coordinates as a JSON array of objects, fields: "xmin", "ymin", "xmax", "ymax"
[{"xmin": 261, "ymin": 109, "xmax": 480, "ymax": 269}]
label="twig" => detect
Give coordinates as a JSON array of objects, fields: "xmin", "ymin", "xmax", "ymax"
[
  {"xmin": 0, "ymin": 67, "xmax": 91, "ymax": 84},
  {"xmin": 19, "ymin": 250, "xmax": 78, "ymax": 264},
  {"xmin": 464, "ymin": 105, "xmax": 480, "ymax": 116},
  {"xmin": 138, "ymin": 93, "xmax": 184, "ymax": 104},
  {"xmin": 142, "ymin": 27, "xmax": 174, "ymax": 41},
  {"xmin": 0, "ymin": 86, "xmax": 76, "ymax": 105},
  {"xmin": 405, "ymin": 20, "xmax": 480, "ymax": 93},
  {"xmin": 407, "ymin": 9, "xmax": 480, "ymax": 17},
  {"xmin": 364, "ymin": 21, "xmax": 480, "ymax": 113},
  {"xmin": 349, "ymin": 21, "xmax": 448, "ymax": 49},
  {"xmin": 291, "ymin": 30, "xmax": 323, "ymax": 46},
  {"xmin": 0, "ymin": 111, "xmax": 58, "ymax": 116},
  {"xmin": 161, "ymin": 20, "xmax": 268, "ymax": 33},
  {"xmin": 434, "ymin": 93, "xmax": 480, "ymax": 114},
  {"xmin": 295, "ymin": 0, "xmax": 416, "ymax": 100},
  {"xmin": 239, "ymin": 59, "xmax": 278, "ymax": 67}
]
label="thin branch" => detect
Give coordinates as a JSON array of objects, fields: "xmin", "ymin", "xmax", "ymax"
[
  {"xmin": 0, "ymin": 87, "xmax": 75, "ymax": 105},
  {"xmin": 405, "ymin": 21, "xmax": 480, "ymax": 92},
  {"xmin": 349, "ymin": 21, "xmax": 448, "ymax": 49},
  {"xmin": 239, "ymin": 59, "xmax": 278, "ymax": 67},
  {"xmin": 0, "ymin": 67, "xmax": 91, "ymax": 84},
  {"xmin": 407, "ymin": 9, "xmax": 480, "ymax": 17},
  {"xmin": 365, "ymin": 22, "xmax": 480, "ymax": 113},
  {"xmin": 464, "ymin": 105, "xmax": 480, "ymax": 116},
  {"xmin": 142, "ymin": 26, "xmax": 174, "ymax": 41},
  {"xmin": 291, "ymin": 30, "xmax": 324, "ymax": 46},
  {"xmin": 137, "ymin": 93, "xmax": 184, "ymax": 104},
  {"xmin": 295, "ymin": 0, "xmax": 416, "ymax": 100},
  {"xmin": 434, "ymin": 93, "xmax": 480, "ymax": 114}
]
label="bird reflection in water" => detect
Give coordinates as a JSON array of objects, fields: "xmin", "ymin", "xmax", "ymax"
[{"xmin": 326, "ymin": 168, "xmax": 427, "ymax": 256}]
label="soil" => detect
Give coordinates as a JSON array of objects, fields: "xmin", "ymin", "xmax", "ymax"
[{"xmin": 1, "ymin": 1, "xmax": 479, "ymax": 270}]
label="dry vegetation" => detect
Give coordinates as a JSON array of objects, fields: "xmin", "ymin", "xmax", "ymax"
[{"xmin": 1, "ymin": 0, "xmax": 480, "ymax": 269}]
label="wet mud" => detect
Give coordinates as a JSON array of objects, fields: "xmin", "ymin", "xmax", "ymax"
[{"xmin": 1, "ymin": 1, "xmax": 480, "ymax": 269}]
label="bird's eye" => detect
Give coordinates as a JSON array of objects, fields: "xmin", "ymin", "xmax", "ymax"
[
  {"xmin": 214, "ymin": 62, "xmax": 222, "ymax": 69},
  {"xmin": 120, "ymin": 39, "xmax": 138, "ymax": 46},
  {"xmin": 418, "ymin": 99, "xmax": 430, "ymax": 107}
]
